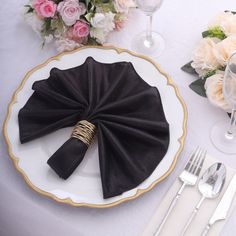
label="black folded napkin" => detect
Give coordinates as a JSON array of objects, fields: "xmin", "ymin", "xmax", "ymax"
[{"xmin": 18, "ymin": 57, "xmax": 170, "ymax": 199}]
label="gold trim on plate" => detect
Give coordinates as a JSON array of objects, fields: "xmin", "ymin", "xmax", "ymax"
[{"xmin": 3, "ymin": 45, "xmax": 187, "ymax": 208}]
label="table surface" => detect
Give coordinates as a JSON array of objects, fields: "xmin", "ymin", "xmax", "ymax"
[{"xmin": 1, "ymin": 1, "xmax": 236, "ymax": 236}]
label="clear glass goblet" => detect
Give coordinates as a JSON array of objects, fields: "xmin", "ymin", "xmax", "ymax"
[
  {"xmin": 132, "ymin": 0, "xmax": 165, "ymax": 56},
  {"xmin": 210, "ymin": 52, "xmax": 236, "ymax": 154}
]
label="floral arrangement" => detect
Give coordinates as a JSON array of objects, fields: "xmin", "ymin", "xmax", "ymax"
[
  {"xmin": 182, "ymin": 11, "xmax": 236, "ymax": 112},
  {"xmin": 23, "ymin": 0, "xmax": 135, "ymax": 52}
]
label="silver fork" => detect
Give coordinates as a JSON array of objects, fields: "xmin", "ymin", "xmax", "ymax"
[{"xmin": 153, "ymin": 147, "xmax": 206, "ymax": 236}]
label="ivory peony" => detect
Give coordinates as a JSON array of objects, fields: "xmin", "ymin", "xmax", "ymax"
[
  {"xmin": 191, "ymin": 38, "xmax": 220, "ymax": 77},
  {"xmin": 204, "ymin": 73, "xmax": 231, "ymax": 111},
  {"xmin": 214, "ymin": 36, "xmax": 236, "ymax": 67},
  {"xmin": 208, "ymin": 12, "xmax": 236, "ymax": 36}
]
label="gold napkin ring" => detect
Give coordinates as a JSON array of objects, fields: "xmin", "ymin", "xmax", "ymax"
[{"xmin": 71, "ymin": 120, "xmax": 96, "ymax": 146}]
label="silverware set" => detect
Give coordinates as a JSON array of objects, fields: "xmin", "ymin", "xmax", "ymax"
[{"xmin": 153, "ymin": 147, "xmax": 236, "ymax": 236}]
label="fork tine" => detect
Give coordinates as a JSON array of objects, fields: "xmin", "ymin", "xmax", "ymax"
[
  {"xmin": 185, "ymin": 146, "xmax": 199, "ymax": 171},
  {"xmin": 195, "ymin": 150, "xmax": 206, "ymax": 176},
  {"xmin": 192, "ymin": 152, "xmax": 201, "ymax": 174},
  {"xmin": 189, "ymin": 151, "xmax": 201, "ymax": 173},
  {"xmin": 192, "ymin": 148, "xmax": 204, "ymax": 174}
]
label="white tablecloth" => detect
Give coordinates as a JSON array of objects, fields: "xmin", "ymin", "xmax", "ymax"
[{"xmin": 1, "ymin": 1, "xmax": 236, "ymax": 236}]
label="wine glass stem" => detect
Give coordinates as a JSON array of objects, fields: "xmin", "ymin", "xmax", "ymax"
[
  {"xmin": 226, "ymin": 107, "xmax": 236, "ymax": 139},
  {"xmin": 145, "ymin": 15, "xmax": 153, "ymax": 47}
]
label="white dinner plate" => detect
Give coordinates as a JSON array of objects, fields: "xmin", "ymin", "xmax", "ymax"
[{"xmin": 3, "ymin": 46, "xmax": 187, "ymax": 208}]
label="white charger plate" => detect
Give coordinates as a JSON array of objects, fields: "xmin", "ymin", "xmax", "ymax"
[{"xmin": 3, "ymin": 46, "xmax": 187, "ymax": 208}]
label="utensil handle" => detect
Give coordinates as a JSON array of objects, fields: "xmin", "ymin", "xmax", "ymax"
[
  {"xmin": 180, "ymin": 196, "xmax": 205, "ymax": 236},
  {"xmin": 201, "ymin": 224, "xmax": 211, "ymax": 236},
  {"xmin": 153, "ymin": 182, "xmax": 186, "ymax": 236}
]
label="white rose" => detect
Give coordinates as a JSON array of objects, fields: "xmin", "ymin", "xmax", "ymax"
[
  {"xmin": 22, "ymin": 9, "xmax": 44, "ymax": 36},
  {"xmin": 214, "ymin": 36, "xmax": 236, "ymax": 67},
  {"xmin": 113, "ymin": 0, "xmax": 135, "ymax": 14},
  {"xmin": 57, "ymin": 0, "xmax": 86, "ymax": 26},
  {"xmin": 55, "ymin": 38, "xmax": 82, "ymax": 52},
  {"xmin": 191, "ymin": 38, "xmax": 221, "ymax": 77},
  {"xmin": 90, "ymin": 27, "xmax": 107, "ymax": 44},
  {"xmin": 90, "ymin": 12, "xmax": 115, "ymax": 32},
  {"xmin": 90, "ymin": 13, "xmax": 106, "ymax": 28},
  {"xmin": 208, "ymin": 12, "xmax": 236, "ymax": 36},
  {"xmin": 204, "ymin": 73, "xmax": 231, "ymax": 112}
]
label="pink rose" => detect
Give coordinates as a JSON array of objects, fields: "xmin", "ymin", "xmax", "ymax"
[
  {"xmin": 33, "ymin": 0, "xmax": 57, "ymax": 18},
  {"xmin": 57, "ymin": 0, "xmax": 86, "ymax": 26},
  {"xmin": 72, "ymin": 20, "xmax": 89, "ymax": 38}
]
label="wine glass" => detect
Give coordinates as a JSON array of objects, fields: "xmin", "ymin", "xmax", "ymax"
[
  {"xmin": 132, "ymin": 0, "xmax": 165, "ymax": 56},
  {"xmin": 210, "ymin": 52, "xmax": 236, "ymax": 154}
]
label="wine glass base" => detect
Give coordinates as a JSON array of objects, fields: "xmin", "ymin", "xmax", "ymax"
[
  {"xmin": 131, "ymin": 31, "xmax": 165, "ymax": 56},
  {"xmin": 210, "ymin": 120, "xmax": 236, "ymax": 154}
]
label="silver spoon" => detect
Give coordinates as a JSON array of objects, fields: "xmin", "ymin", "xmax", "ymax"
[{"xmin": 180, "ymin": 162, "xmax": 226, "ymax": 236}]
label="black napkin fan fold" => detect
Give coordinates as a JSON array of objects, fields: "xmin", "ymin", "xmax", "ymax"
[{"xmin": 18, "ymin": 57, "xmax": 170, "ymax": 199}]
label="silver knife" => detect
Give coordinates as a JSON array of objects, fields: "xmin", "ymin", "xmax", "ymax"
[{"xmin": 201, "ymin": 173, "xmax": 236, "ymax": 236}]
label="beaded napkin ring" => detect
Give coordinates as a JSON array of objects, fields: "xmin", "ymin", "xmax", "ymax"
[{"xmin": 71, "ymin": 120, "xmax": 96, "ymax": 146}]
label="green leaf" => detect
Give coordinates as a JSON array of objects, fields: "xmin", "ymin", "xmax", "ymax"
[
  {"xmin": 24, "ymin": 4, "xmax": 34, "ymax": 13},
  {"xmin": 44, "ymin": 18, "xmax": 52, "ymax": 31},
  {"xmin": 181, "ymin": 61, "xmax": 197, "ymax": 75},
  {"xmin": 225, "ymin": 10, "xmax": 236, "ymax": 15},
  {"xmin": 202, "ymin": 30, "xmax": 210, "ymax": 38},
  {"xmin": 51, "ymin": 16, "xmax": 64, "ymax": 32},
  {"xmin": 203, "ymin": 70, "xmax": 216, "ymax": 79},
  {"xmin": 53, "ymin": 0, "xmax": 63, "ymax": 4},
  {"xmin": 202, "ymin": 67, "xmax": 226, "ymax": 79},
  {"xmin": 189, "ymin": 78, "xmax": 207, "ymax": 97},
  {"xmin": 87, "ymin": 37, "xmax": 102, "ymax": 45},
  {"xmin": 219, "ymin": 66, "xmax": 226, "ymax": 71},
  {"xmin": 85, "ymin": 12, "xmax": 94, "ymax": 22},
  {"xmin": 92, "ymin": 0, "xmax": 115, "ymax": 12},
  {"xmin": 85, "ymin": 0, "xmax": 91, "ymax": 7},
  {"xmin": 41, "ymin": 40, "xmax": 45, "ymax": 49},
  {"xmin": 41, "ymin": 18, "xmax": 55, "ymax": 37},
  {"xmin": 202, "ymin": 27, "xmax": 226, "ymax": 40}
]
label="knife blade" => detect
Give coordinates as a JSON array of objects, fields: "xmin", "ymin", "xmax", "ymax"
[{"xmin": 201, "ymin": 173, "xmax": 236, "ymax": 236}]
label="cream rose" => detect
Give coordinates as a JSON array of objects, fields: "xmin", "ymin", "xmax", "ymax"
[
  {"xmin": 191, "ymin": 38, "xmax": 221, "ymax": 77},
  {"xmin": 204, "ymin": 73, "xmax": 231, "ymax": 111},
  {"xmin": 214, "ymin": 36, "xmax": 236, "ymax": 67},
  {"xmin": 114, "ymin": 0, "xmax": 135, "ymax": 14},
  {"xmin": 208, "ymin": 12, "xmax": 236, "ymax": 36},
  {"xmin": 57, "ymin": 0, "xmax": 86, "ymax": 26}
]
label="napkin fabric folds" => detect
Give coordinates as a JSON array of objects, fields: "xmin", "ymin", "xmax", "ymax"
[{"xmin": 18, "ymin": 57, "xmax": 170, "ymax": 199}]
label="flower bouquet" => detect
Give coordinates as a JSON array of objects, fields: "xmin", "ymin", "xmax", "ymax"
[
  {"xmin": 23, "ymin": 0, "xmax": 135, "ymax": 52},
  {"xmin": 182, "ymin": 11, "xmax": 236, "ymax": 112}
]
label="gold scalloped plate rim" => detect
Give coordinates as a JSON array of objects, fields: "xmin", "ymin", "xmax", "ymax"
[{"xmin": 3, "ymin": 45, "xmax": 187, "ymax": 208}]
